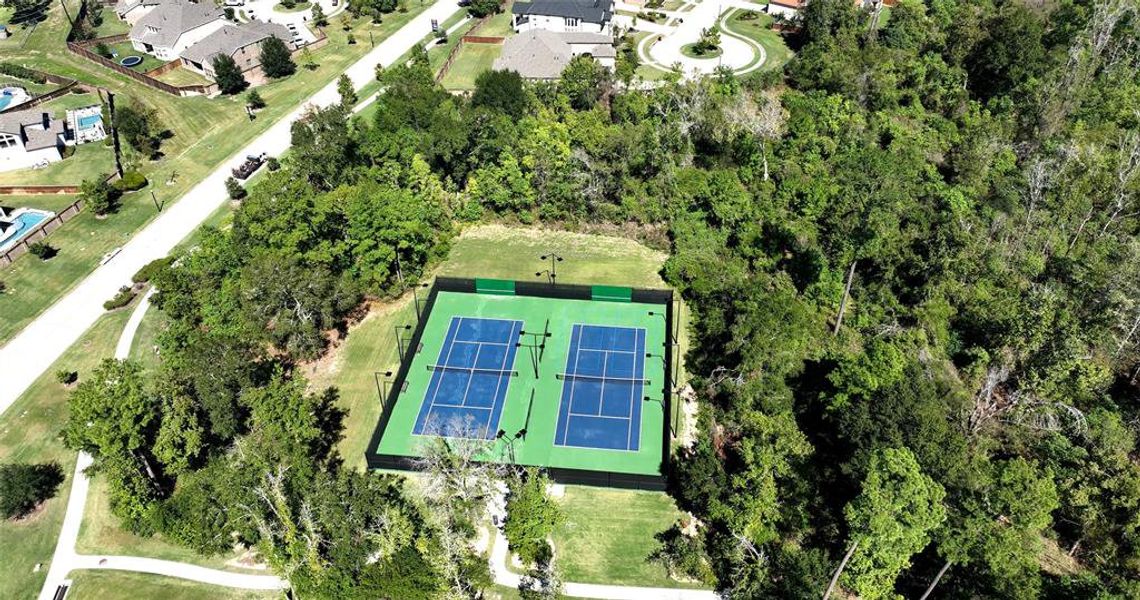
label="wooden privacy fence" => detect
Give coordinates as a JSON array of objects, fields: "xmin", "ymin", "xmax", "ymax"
[
  {"xmin": 67, "ymin": 36, "xmax": 215, "ymax": 96},
  {"xmin": 0, "ymin": 200, "xmax": 83, "ymax": 267},
  {"xmin": 0, "ymin": 184, "xmax": 81, "ymax": 195}
]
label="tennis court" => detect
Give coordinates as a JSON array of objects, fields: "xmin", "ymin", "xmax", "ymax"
[
  {"xmin": 413, "ymin": 317, "xmax": 523, "ymax": 439},
  {"xmin": 554, "ymin": 325, "xmax": 647, "ymax": 451},
  {"xmin": 368, "ymin": 279, "xmax": 673, "ymax": 486}
]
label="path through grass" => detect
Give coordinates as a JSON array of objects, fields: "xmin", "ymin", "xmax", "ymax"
[{"xmin": 66, "ymin": 571, "xmax": 280, "ymax": 600}]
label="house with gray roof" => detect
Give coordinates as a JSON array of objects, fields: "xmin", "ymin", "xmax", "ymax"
[
  {"xmin": 0, "ymin": 109, "xmax": 67, "ymax": 173},
  {"xmin": 129, "ymin": 0, "xmax": 227, "ymax": 61},
  {"xmin": 512, "ymin": 0, "xmax": 613, "ymax": 34},
  {"xmin": 115, "ymin": 0, "xmax": 168, "ymax": 25},
  {"xmin": 180, "ymin": 21, "xmax": 293, "ymax": 80},
  {"xmin": 493, "ymin": 30, "xmax": 615, "ymax": 81}
]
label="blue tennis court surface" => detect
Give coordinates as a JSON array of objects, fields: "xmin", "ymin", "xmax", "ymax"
[
  {"xmin": 413, "ymin": 317, "xmax": 523, "ymax": 439},
  {"xmin": 554, "ymin": 324, "xmax": 647, "ymax": 451}
]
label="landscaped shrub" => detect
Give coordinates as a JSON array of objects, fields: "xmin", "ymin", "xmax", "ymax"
[
  {"xmin": 225, "ymin": 176, "xmax": 247, "ymax": 200},
  {"xmin": 55, "ymin": 369, "xmax": 78, "ymax": 385},
  {"xmin": 132, "ymin": 256, "xmax": 173, "ymax": 283},
  {"xmin": 266, "ymin": 157, "xmax": 280, "ymax": 171},
  {"xmin": 95, "ymin": 42, "xmax": 112, "ymax": 58},
  {"xmin": 113, "ymin": 171, "xmax": 148, "ymax": 192},
  {"xmin": 0, "ymin": 280, "xmax": 6, "ymax": 294},
  {"xmin": 0, "ymin": 62, "xmax": 47, "ymax": 83},
  {"xmin": 246, "ymin": 89, "xmax": 266, "ymax": 110},
  {"xmin": 28, "ymin": 242, "xmax": 55, "ymax": 260},
  {"xmin": 103, "ymin": 286, "xmax": 136, "ymax": 310}
]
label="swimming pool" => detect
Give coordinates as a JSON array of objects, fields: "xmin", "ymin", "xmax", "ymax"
[
  {"xmin": 0, "ymin": 86, "xmax": 30, "ymax": 111},
  {"xmin": 0, "ymin": 209, "xmax": 53, "ymax": 252},
  {"xmin": 78, "ymin": 114, "xmax": 102, "ymax": 129}
]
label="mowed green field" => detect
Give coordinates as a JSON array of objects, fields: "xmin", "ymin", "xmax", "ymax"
[
  {"xmin": 552, "ymin": 485, "xmax": 702, "ymax": 588},
  {"xmin": 0, "ymin": 308, "xmax": 133, "ymax": 600},
  {"xmin": 440, "ymin": 42, "xmax": 501, "ymax": 90},
  {"xmin": 0, "ymin": 0, "xmax": 437, "ymax": 346},
  {"xmin": 66, "ymin": 571, "xmax": 282, "ymax": 600}
]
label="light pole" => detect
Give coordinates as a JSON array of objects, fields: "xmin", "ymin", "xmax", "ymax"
[
  {"xmin": 394, "ymin": 324, "xmax": 412, "ymax": 361},
  {"xmin": 412, "ymin": 282, "xmax": 430, "ymax": 321},
  {"xmin": 537, "ymin": 253, "xmax": 563, "ymax": 285},
  {"xmin": 373, "ymin": 370, "xmax": 394, "ymax": 401}
]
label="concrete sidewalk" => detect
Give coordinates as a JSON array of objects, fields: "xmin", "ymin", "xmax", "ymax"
[{"xmin": 0, "ymin": 0, "xmax": 464, "ymax": 418}]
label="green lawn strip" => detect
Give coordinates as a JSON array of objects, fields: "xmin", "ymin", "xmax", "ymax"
[
  {"xmin": 440, "ymin": 42, "xmax": 501, "ymax": 90},
  {"xmin": 0, "ymin": 308, "xmax": 132, "ymax": 600},
  {"xmin": 0, "ymin": 76, "xmax": 57, "ymax": 96},
  {"xmin": 153, "ymin": 66, "xmax": 212, "ymax": 87},
  {"xmin": 0, "ymin": 1, "xmax": 433, "ymax": 345},
  {"xmin": 77, "ymin": 476, "xmax": 267, "ymax": 572},
  {"xmin": 551, "ymin": 485, "xmax": 704, "ymax": 588},
  {"xmin": 65, "ymin": 570, "xmax": 281, "ymax": 600},
  {"xmin": 476, "ymin": 8, "xmax": 513, "ymax": 37},
  {"xmin": 723, "ymin": 9, "xmax": 793, "ymax": 71},
  {"xmin": 91, "ymin": 13, "xmax": 132, "ymax": 38}
]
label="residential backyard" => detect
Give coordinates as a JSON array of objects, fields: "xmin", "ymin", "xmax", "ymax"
[
  {"xmin": 440, "ymin": 42, "xmax": 502, "ymax": 90},
  {"xmin": 0, "ymin": 0, "xmax": 435, "ymax": 346}
]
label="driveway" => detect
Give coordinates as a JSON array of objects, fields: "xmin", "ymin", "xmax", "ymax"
[
  {"xmin": 633, "ymin": 0, "xmax": 768, "ymax": 78},
  {"xmin": 239, "ymin": 0, "xmax": 346, "ymax": 43}
]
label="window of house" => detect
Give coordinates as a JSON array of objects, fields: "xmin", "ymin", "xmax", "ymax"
[
  {"xmin": 0, "ymin": 133, "xmax": 18, "ymax": 148},
  {"xmin": 564, "ymin": 17, "xmax": 579, "ymax": 27}
]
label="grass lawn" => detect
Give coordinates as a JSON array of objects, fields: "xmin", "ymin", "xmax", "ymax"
[
  {"xmin": 0, "ymin": 142, "xmax": 114, "ymax": 186},
  {"xmin": 91, "ymin": 12, "xmax": 131, "ymax": 38},
  {"xmin": 0, "ymin": 308, "xmax": 132, "ymax": 600},
  {"xmin": 0, "ymin": 0, "xmax": 436, "ymax": 346},
  {"xmin": 477, "ymin": 7, "xmax": 514, "ymax": 37},
  {"xmin": 305, "ymin": 225, "xmax": 688, "ymax": 472},
  {"xmin": 724, "ymin": 9, "xmax": 793, "ymax": 71},
  {"xmin": 551, "ymin": 485, "xmax": 705, "ymax": 588},
  {"xmin": 153, "ymin": 66, "xmax": 212, "ymax": 87},
  {"xmin": 66, "ymin": 571, "xmax": 282, "ymax": 600},
  {"xmin": 440, "ymin": 42, "xmax": 501, "ymax": 91},
  {"xmin": 102, "ymin": 41, "xmax": 168, "ymax": 72}
]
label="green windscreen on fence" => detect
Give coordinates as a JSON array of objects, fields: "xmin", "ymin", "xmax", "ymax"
[
  {"xmin": 591, "ymin": 285, "xmax": 633, "ymax": 302},
  {"xmin": 475, "ymin": 278, "xmax": 516, "ymax": 295}
]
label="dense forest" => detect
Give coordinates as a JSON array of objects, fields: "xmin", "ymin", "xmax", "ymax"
[{"xmin": 61, "ymin": 0, "xmax": 1140, "ymax": 597}]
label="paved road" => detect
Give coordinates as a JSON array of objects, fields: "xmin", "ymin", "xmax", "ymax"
[{"xmin": 0, "ymin": 0, "xmax": 463, "ymax": 419}]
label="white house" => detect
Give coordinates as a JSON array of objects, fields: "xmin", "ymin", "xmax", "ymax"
[
  {"xmin": 766, "ymin": 0, "xmax": 805, "ymax": 18},
  {"xmin": 114, "ymin": 0, "xmax": 167, "ymax": 25},
  {"xmin": 129, "ymin": 0, "xmax": 227, "ymax": 61},
  {"xmin": 0, "ymin": 109, "xmax": 66, "ymax": 173},
  {"xmin": 511, "ymin": 0, "xmax": 613, "ymax": 35},
  {"xmin": 492, "ymin": 30, "xmax": 615, "ymax": 80}
]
